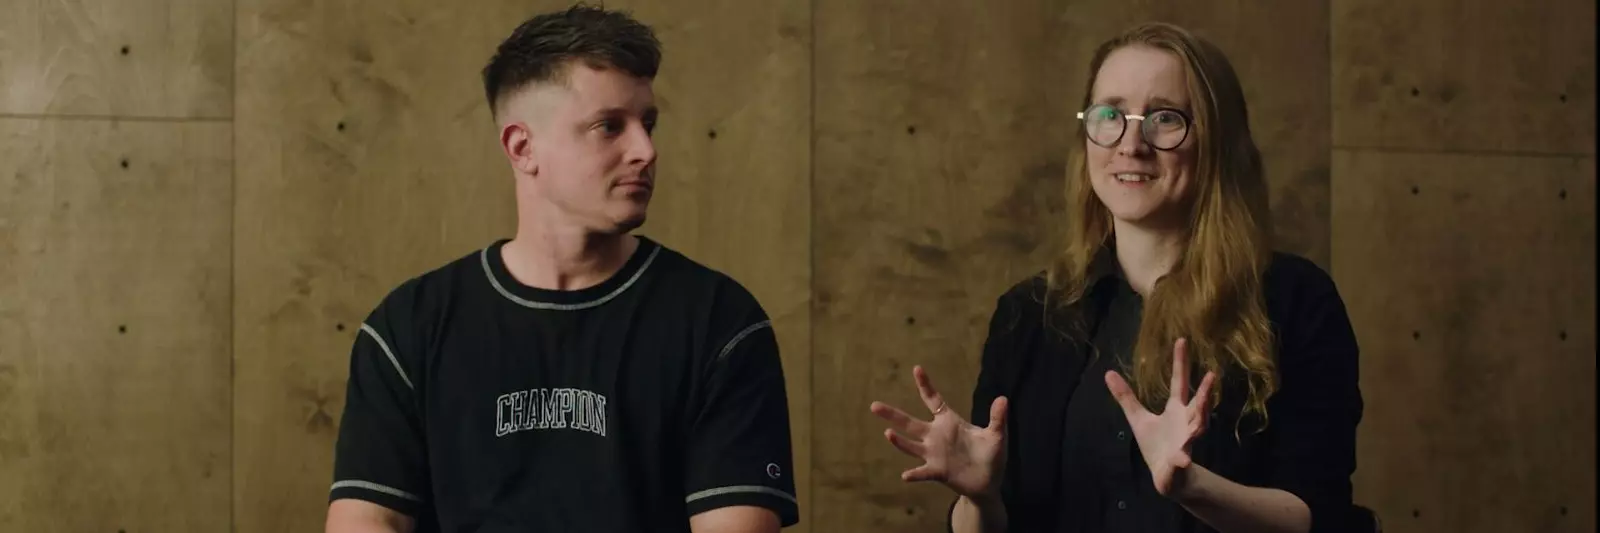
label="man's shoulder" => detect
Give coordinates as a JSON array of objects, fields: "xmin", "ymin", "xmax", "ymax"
[
  {"xmin": 638, "ymin": 236, "xmax": 769, "ymax": 317},
  {"xmin": 364, "ymin": 242, "xmax": 496, "ymax": 323}
]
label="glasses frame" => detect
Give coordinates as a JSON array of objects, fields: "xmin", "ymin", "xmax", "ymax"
[{"xmin": 1075, "ymin": 104, "xmax": 1194, "ymax": 151}]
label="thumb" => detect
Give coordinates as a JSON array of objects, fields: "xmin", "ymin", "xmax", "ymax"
[
  {"xmin": 902, "ymin": 464, "xmax": 943, "ymax": 483},
  {"xmin": 987, "ymin": 396, "xmax": 1009, "ymax": 434},
  {"xmin": 1105, "ymin": 370, "xmax": 1144, "ymax": 420}
]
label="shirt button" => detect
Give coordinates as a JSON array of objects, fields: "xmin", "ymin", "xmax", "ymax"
[
  {"xmin": 1117, "ymin": 500, "xmax": 1127, "ymax": 510},
  {"xmin": 1116, "ymin": 431, "xmax": 1127, "ymax": 441}
]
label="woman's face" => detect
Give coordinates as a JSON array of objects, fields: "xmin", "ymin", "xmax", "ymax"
[{"xmin": 1083, "ymin": 45, "xmax": 1200, "ymax": 231}]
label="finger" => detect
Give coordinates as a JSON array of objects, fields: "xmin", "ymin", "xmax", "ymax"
[
  {"xmin": 902, "ymin": 464, "xmax": 944, "ymax": 483},
  {"xmin": 870, "ymin": 401, "xmax": 931, "ymax": 438},
  {"xmin": 986, "ymin": 396, "xmax": 1009, "ymax": 435},
  {"xmin": 1170, "ymin": 338, "xmax": 1190, "ymax": 405},
  {"xmin": 883, "ymin": 428, "xmax": 928, "ymax": 459},
  {"xmin": 913, "ymin": 365, "xmax": 948, "ymax": 415},
  {"xmin": 1190, "ymin": 371, "xmax": 1217, "ymax": 417},
  {"xmin": 1104, "ymin": 370, "xmax": 1145, "ymax": 420}
]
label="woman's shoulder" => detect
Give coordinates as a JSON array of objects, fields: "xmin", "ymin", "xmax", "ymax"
[
  {"xmin": 1263, "ymin": 251, "xmax": 1346, "ymax": 311},
  {"xmin": 1264, "ymin": 250, "xmax": 1333, "ymax": 282},
  {"xmin": 1262, "ymin": 250, "xmax": 1360, "ymax": 360},
  {"xmin": 989, "ymin": 271, "xmax": 1056, "ymax": 325},
  {"xmin": 982, "ymin": 270, "xmax": 1087, "ymax": 352}
]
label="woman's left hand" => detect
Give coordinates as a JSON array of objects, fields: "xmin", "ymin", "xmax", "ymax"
[{"xmin": 1105, "ymin": 338, "xmax": 1217, "ymax": 498}]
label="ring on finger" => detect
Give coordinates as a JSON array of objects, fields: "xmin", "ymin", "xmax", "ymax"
[{"xmin": 931, "ymin": 403, "xmax": 947, "ymax": 416}]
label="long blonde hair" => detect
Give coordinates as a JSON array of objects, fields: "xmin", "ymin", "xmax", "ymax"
[{"xmin": 1045, "ymin": 22, "xmax": 1278, "ymax": 429}]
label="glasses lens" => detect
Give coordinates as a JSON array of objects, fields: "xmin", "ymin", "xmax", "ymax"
[
  {"xmin": 1144, "ymin": 109, "xmax": 1189, "ymax": 150},
  {"xmin": 1083, "ymin": 104, "xmax": 1123, "ymax": 147}
]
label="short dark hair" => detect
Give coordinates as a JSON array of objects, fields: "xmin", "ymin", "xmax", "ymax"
[{"xmin": 481, "ymin": 4, "xmax": 663, "ymax": 117}]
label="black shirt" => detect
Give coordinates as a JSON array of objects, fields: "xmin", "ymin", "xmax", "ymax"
[
  {"xmin": 329, "ymin": 236, "xmax": 801, "ymax": 532},
  {"xmin": 961, "ymin": 247, "xmax": 1367, "ymax": 533}
]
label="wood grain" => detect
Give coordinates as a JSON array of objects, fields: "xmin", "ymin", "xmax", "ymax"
[
  {"xmin": 0, "ymin": 118, "xmax": 232, "ymax": 531},
  {"xmin": 0, "ymin": 0, "xmax": 232, "ymax": 118},
  {"xmin": 1332, "ymin": 150, "xmax": 1596, "ymax": 532},
  {"xmin": 233, "ymin": 2, "xmax": 530, "ymax": 529},
  {"xmin": 1333, "ymin": 0, "xmax": 1596, "ymax": 154},
  {"xmin": 811, "ymin": 2, "xmax": 1074, "ymax": 530}
]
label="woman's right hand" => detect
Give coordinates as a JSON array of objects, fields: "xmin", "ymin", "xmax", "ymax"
[{"xmin": 869, "ymin": 365, "xmax": 1009, "ymax": 502}]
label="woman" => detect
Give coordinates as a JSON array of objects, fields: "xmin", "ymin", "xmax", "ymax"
[{"xmin": 869, "ymin": 22, "xmax": 1367, "ymax": 533}]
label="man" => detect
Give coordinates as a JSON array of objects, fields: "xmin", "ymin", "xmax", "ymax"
[{"xmin": 323, "ymin": 5, "xmax": 800, "ymax": 532}]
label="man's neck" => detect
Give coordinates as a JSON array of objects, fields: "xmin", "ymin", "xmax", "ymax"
[
  {"xmin": 1111, "ymin": 220, "xmax": 1186, "ymax": 296},
  {"xmin": 501, "ymin": 221, "xmax": 638, "ymax": 292}
]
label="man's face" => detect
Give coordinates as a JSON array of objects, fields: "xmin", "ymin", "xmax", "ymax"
[{"xmin": 505, "ymin": 63, "xmax": 658, "ymax": 234}]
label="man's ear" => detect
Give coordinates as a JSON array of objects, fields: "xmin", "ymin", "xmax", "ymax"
[{"xmin": 500, "ymin": 121, "xmax": 537, "ymax": 176}]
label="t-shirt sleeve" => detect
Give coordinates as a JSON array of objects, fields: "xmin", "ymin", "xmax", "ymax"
[
  {"xmin": 682, "ymin": 315, "xmax": 800, "ymax": 527},
  {"xmin": 329, "ymin": 290, "xmax": 432, "ymax": 516}
]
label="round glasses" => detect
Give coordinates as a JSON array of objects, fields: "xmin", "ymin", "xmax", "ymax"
[{"xmin": 1075, "ymin": 103, "xmax": 1192, "ymax": 151}]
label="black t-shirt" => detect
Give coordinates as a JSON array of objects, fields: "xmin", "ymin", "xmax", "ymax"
[{"xmin": 329, "ymin": 236, "xmax": 801, "ymax": 532}]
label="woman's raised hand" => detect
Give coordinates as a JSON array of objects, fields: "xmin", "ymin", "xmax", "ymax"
[
  {"xmin": 1105, "ymin": 338, "xmax": 1217, "ymax": 497},
  {"xmin": 869, "ymin": 365, "xmax": 1009, "ymax": 501}
]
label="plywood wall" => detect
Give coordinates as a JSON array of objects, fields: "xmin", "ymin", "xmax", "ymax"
[
  {"xmin": 1332, "ymin": 0, "xmax": 1597, "ymax": 531},
  {"xmin": 0, "ymin": 0, "xmax": 1593, "ymax": 531},
  {"xmin": 0, "ymin": 0, "xmax": 234, "ymax": 531},
  {"xmin": 233, "ymin": 1, "xmax": 526, "ymax": 529},
  {"xmin": 0, "ymin": 118, "xmax": 233, "ymax": 533},
  {"xmin": 0, "ymin": 0, "xmax": 231, "ymax": 118}
]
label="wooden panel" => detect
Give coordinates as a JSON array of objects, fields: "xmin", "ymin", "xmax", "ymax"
[
  {"xmin": 811, "ymin": 1, "xmax": 1073, "ymax": 526},
  {"xmin": 1333, "ymin": 0, "xmax": 1596, "ymax": 154},
  {"xmin": 235, "ymin": 1, "xmax": 811, "ymax": 531},
  {"xmin": 1332, "ymin": 150, "xmax": 1596, "ymax": 532},
  {"xmin": 233, "ymin": 2, "xmax": 530, "ymax": 530},
  {"xmin": 811, "ymin": 2, "xmax": 1329, "ymax": 530},
  {"xmin": 0, "ymin": 118, "xmax": 232, "ymax": 531},
  {"xmin": 614, "ymin": 2, "xmax": 814, "ymax": 531},
  {"xmin": 0, "ymin": 0, "xmax": 232, "ymax": 118}
]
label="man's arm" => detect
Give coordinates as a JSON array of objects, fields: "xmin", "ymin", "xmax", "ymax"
[
  {"xmin": 682, "ymin": 307, "xmax": 801, "ymax": 532},
  {"xmin": 326, "ymin": 499, "xmax": 416, "ymax": 533},
  {"xmin": 689, "ymin": 505, "xmax": 782, "ymax": 533},
  {"xmin": 325, "ymin": 286, "xmax": 433, "ymax": 531}
]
